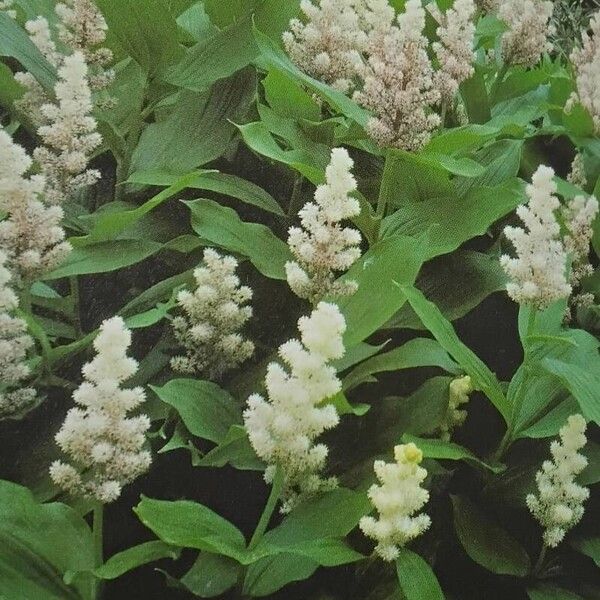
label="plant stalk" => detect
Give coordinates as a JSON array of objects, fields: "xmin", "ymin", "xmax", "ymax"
[
  {"xmin": 248, "ymin": 467, "xmax": 284, "ymax": 550},
  {"xmin": 91, "ymin": 504, "xmax": 104, "ymax": 600}
]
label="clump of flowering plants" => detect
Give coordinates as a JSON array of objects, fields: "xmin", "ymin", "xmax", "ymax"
[{"xmin": 0, "ymin": 1, "xmax": 599, "ymax": 599}]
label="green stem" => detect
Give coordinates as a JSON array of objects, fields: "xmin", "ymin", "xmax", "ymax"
[
  {"xmin": 493, "ymin": 307, "xmax": 538, "ymax": 461},
  {"xmin": 532, "ymin": 544, "xmax": 548, "ymax": 576},
  {"xmin": 70, "ymin": 276, "xmax": 83, "ymax": 338},
  {"xmin": 248, "ymin": 467, "xmax": 284, "ymax": 550},
  {"xmin": 287, "ymin": 175, "xmax": 304, "ymax": 218},
  {"xmin": 440, "ymin": 102, "xmax": 448, "ymax": 129},
  {"xmin": 490, "ymin": 64, "xmax": 509, "ymax": 102},
  {"xmin": 20, "ymin": 281, "xmax": 33, "ymax": 314},
  {"xmin": 91, "ymin": 504, "xmax": 104, "ymax": 600}
]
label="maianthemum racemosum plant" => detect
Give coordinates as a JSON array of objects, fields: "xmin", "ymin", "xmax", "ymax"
[{"xmin": 1, "ymin": 0, "xmax": 600, "ymax": 598}]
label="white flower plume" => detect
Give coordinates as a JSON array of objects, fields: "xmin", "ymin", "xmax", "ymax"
[
  {"xmin": 283, "ymin": 0, "xmax": 367, "ymax": 93},
  {"xmin": 360, "ymin": 443, "xmax": 431, "ymax": 561},
  {"xmin": 50, "ymin": 316, "xmax": 151, "ymax": 504},
  {"xmin": 526, "ymin": 415, "xmax": 590, "ymax": 548},
  {"xmin": 244, "ymin": 302, "xmax": 346, "ymax": 513},
  {"xmin": 286, "ymin": 148, "xmax": 362, "ymax": 304},
  {"xmin": 0, "ymin": 129, "xmax": 71, "ymax": 282},
  {"xmin": 500, "ymin": 165, "xmax": 572, "ymax": 309},
  {"xmin": 0, "ymin": 251, "xmax": 37, "ymax": 418},
  {"xmin": 171, "ymin": 248, "xmax": 254, "ymax": 380},
  {"xmin": 353, "ymin": 0, "xmax": 441, "ymax": 150},
  {"xmin": 498, "ymin": 0, "xmax": 555, "ymax": 68}
]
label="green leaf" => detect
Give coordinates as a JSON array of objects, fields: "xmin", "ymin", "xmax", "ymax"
[
  {"xmin": 134, "ymin": 497, "xmax": 248, "ymax": 562},
  {"xmin": 0, "ymin": 479, "xmax": 94, "ymax": 600},
  {"xmin": 186, "ymin": 198, "xmax": 292, "ymax": 279},
  {"xmin": 95, "ymin": 0, "xmax": 182, "ymax": 74},
  {"xmin": 570, "ymin": 537, "xmax": 600, "ymax": 567},
  {"xmin": 128, "ymin": 170, "xmax": 284, "ymax": 215},
  {"xmin": 165, "ymin": 15, "xmax": 255, "ymax": 90},
  {"xmin": 343, "ymin": 338, "xmax": 460, "ymax": 392},
  {"xmin": 335, "ymin": 235, "xmax": 425, "ymax": 348},
  {"xmin": 94, "ymin": 542, "xmax": 180, "ymax": 580},
  {"xmin": 195, "ymin": 425, "xmax": 265, "ymax": 471},
  {"xmin": 259, "ymin": 488, "xmax": 370, "ymax": 548},
  {"xmin": 378, "ymin": 148, "xmax": 453, "ymax": 208},
  {"xmin": 0, "ymin": 12, "xmax": 56, "ymax": 90},
  {"xmin": 400, "ymin": 285, "xmax": 509, "ymax": 422},
  {"xmin": 395, "ymin": 547, "xmax": 444, "ymax": 600},
  {"xmin": 44, "ymin": 239, "xmax": 163, "ymax": 280},
  {"xmin": 151, "ymin": 379, "xmax": 242, "ymax": 444},
  {"xmin": 460, "ymin": 66, "xmax": 491, "ymax": 124},
  {"xmin": 540, "ymin": 358, "xmax": 600, "ymax": 425},
  {"xmin": 131, "ymin": 68, "xmax": 256, "ymax": 174},
  {"xmin": 180, "ymin": 553, "xmax": 240, "ymax": 598},
  {"xmin": 451, "ymin": 495, "xmax": 530, "ymax": 577},
  {"xmin": 401, "ymin": 435, "xmax": 503, "ymax": 473},
  {"xmin": 390, "ymin": 251, "xmax": 507, "ymax": 329},
  {"xmin": 382, "ymin": 180, "xmax": 523, "ymax": 260},
  {"xmin": 263, "ymin": 69, "xmax": 321, "ymax": 122},
  {"xmin": 242, "ymin": 554, "xmax": 318, "ymax": 597},
  {"xmin": 517, "ymin": 397, "xmax": 580, "ymax": 440}
]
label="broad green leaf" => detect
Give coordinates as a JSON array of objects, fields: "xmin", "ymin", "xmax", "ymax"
[
  {"xmin": 451, "ymin": 495, "xmax": 530, "ymax": 577},
  {"xmin": 164, "ymin": 15, "xmax": 255, "ymax": 90},
  {"xmin": 395, "ymin": 547, "xmax": 444, "ymax": 600},
  {"xmin": 95, "ymin": 0, "xmax": 181, "ymax": 74},
  {"xmin": 517, "ymin": 397, "xmax": 579, "ymax": 440},
  {"xmin": 563, "ymin": 102, "xmax": 596, "ymax": 139},
  {"xmin": 335, "ymin": 235, "xmax": 425, "ymax": 348},
  {"xmin": 0, "ymin": 62, "xmax": 24, "ymax": 109},
  {"xmin": 400, "ymin": 285, "xmax": 509, "ymax": 422},
  {"xmin": 151, "ymin": 379, "xmax": 242, "ymax": 444},
  {"xmin": 0, "ymin": 480, "xmax": 94, "ymax": 600},
  {"xmin": 390, "ymin": 251, "xmax": 507, "ymax": 329},
  {"xmin": 44, "ymin": 240, "xmax": 163, "ymax": 280},
  {"xmin": 243, "ymin": 554, "xmax": 318, "ymax": 597},
  {"xmin": 343, "ymin": 338, "xmax": 460, "ymax": 391},
  {"xmin": 259, "ymin": 488, "xmax": 370, "ymax": 547},
  {"xmin": 541, "ymin": 358, "xmax": 600, "ymax": 425},
  {"xmin": 401, "ymin": 435, "xmax": 503, "ymax": 473},
  {"xmin": 0, "ymin": 12, "xmax": 56, "ymax": 90},
  {"xmin": 94, "ymin": 542, "xmax": 180, "ymax": 580},
  {"xmin": 131, "ymin": 68, "xmax": 256, "ymax": 174},
  {"xmin": 580, "ymin": 441, "xmax": 600, "ymax": 486},
  {"xmin": 134, "ymin": 497, "xmax": 248, "ymax": 562},
  {"xmin": 263, "ymin": 69, "xmax": 321, "ymax": 122},
  {"xmin": 460, "ymin": 66, "xmax": 491, "ymax": 124},
  {"xmin": 195, "ymin": 425, "xmax": 265, "ymax": 471},
  {"xmin": 378, "ymin": 148, "xmax": 453, "ymax": 209},
  {"xmin": 570, "ymin": 537, "xmax": 600, "ymax": 568},
  {"xmin": 186, "ymin": 198, "xmax": 292, "ymax": 279},
  {"xmin": 381, "ymin": 180, "xmax": 523, "ymax": 260},
  {"xmin": 128, "ymin": 170, "xmax": 284, "ymax": 215},
  {"xmin": 180, "ymin": 553, "xmax": 240, "ymax": 598}
]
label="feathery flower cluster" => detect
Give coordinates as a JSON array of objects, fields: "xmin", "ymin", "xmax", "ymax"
[
  {"xmin": 0, "ymin": 252, "xmax": 36, "ymax": 418},
  {"xmin": 359, "ymin": 443, "xmax": 431, "ymax": 561},
  {"xmin": 171, "ymin": 248, "xmax": 254, "ymax": 380},
  {"xmin": 562, "ymin": 193, "xmax": 599, "ymax": 305},
  {"xmin": 526, "ymin": 415, "xmax": 589, "ymax": 548},
  {"xmin": 50, "ymin": 317, "xmax": 151, "ymax": 504},
  {"xmin": 0, "ymin": 129, "xmax": 70, "ymax": 282},
  {"xmin": 431, "ymin": 0, "xmax": 476, "ymax": 106},
  {"xmin": 283, "ymin": 0, "xmax": 367, "ymax": 93},
  {"xmin": 568, "ymin": 11, "xmax": 600, "ymax": 133},
  {"xmin": 55, "ymin": 0, "xmax": 114, "ymax": 91},
  {"xmin": 34, "ymin": 52, "xmax": 102, "ymax": 205},
  {"xmin": 475, "ymin": 0, "xmax": 498, "ymax": 12},
  {"xmin": 244, "ymin": 302, "xmax": 345, "ymax": 513},
  {"xmin": 500, "ymin": 166, "xmax": 572, "ymax": 309},
  {"xmin": 353, "ymin": 0, "xmax": 441, "ymax": 150},
  {"xmin": 439, "ymin": 375, "xmax": 472, "ymax": 442},
  {"xmin": 286, "ymin": 148, "xmax": 362, "ymax": 304},
  {"xmin": 498, "ymin": 0, "xmax": 555, "ymax": 67}
]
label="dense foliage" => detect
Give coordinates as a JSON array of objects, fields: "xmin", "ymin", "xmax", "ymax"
[{"xmin": 0, "ymin": 0, "xmax": 599, "ymax": 599}]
